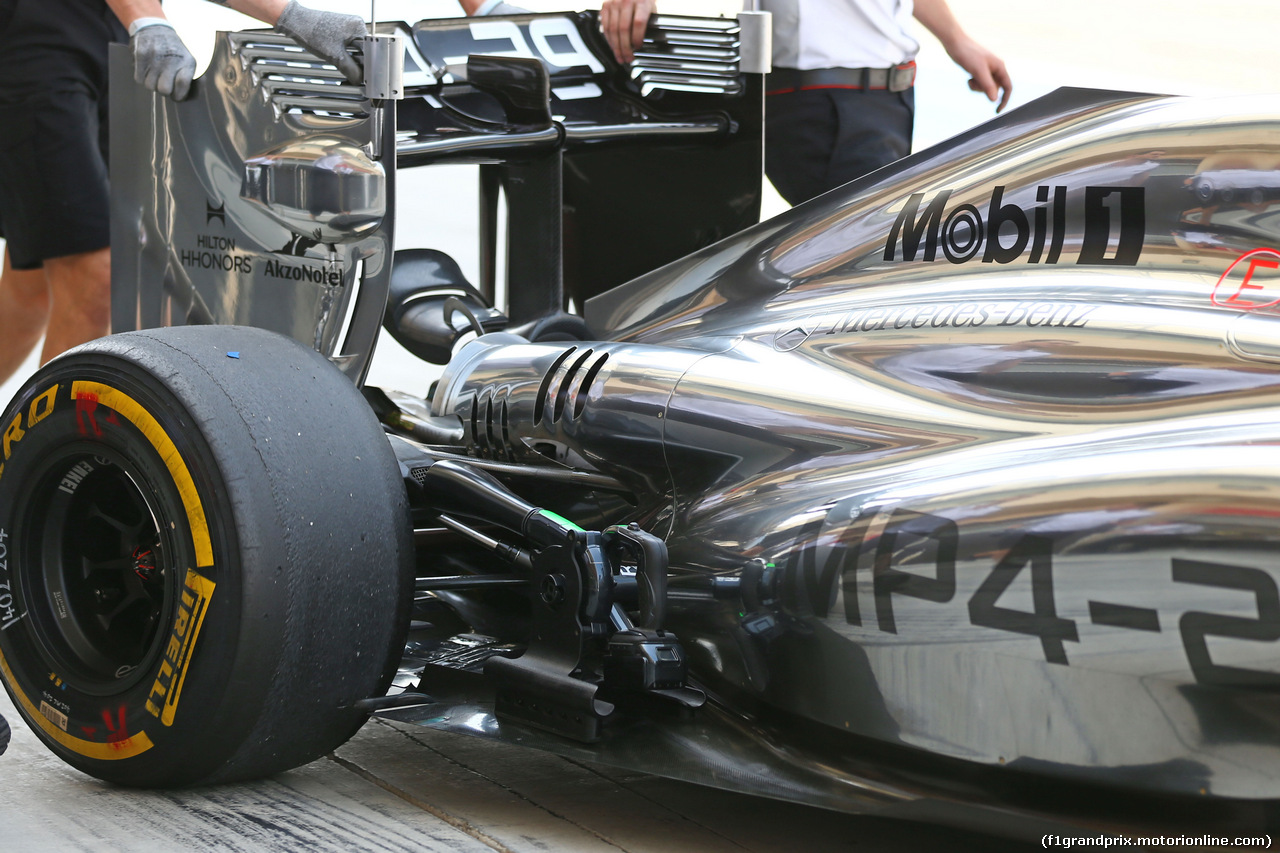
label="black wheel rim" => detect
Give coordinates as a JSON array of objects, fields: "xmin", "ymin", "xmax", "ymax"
[{"xmin": 18, "ymin": 445, "xmax": 178, "ymax": 695}]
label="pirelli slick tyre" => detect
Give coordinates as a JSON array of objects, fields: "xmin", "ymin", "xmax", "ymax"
[{"xmin": 0, "ymin": 326, "xmax": 413, "ymax": 786}]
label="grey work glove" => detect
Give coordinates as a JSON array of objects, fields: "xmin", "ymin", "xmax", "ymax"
[
  {"xmin": 131, "ymin": 21, "xmax": 197, "ymax": 101},
  {"xmin": 275, "ymin": 1, "xmax": 367, "ymax": 85}
]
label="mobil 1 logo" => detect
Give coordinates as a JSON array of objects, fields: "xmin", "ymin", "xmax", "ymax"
[{"xmin": 883, "ymin": 185, "xmax": 1146, "ymax": 267}]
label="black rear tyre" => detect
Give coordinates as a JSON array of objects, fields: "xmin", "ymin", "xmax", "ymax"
[{"xmin": 0, "ymin": 326, "xmax": 413, "ymax": 785}]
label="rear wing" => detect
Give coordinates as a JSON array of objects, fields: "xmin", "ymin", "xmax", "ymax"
[{"xmin": 110, "ymin": 11, "xmax": 768, "ymax": 384}]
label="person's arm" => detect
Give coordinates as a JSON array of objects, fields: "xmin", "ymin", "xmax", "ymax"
[
  {"xmin": 461, "ymin": 0, "xmax": 646, "ymax": 63},
  {"xmin": 912, "ymin": 0, "xmax": 1010, "ymax": 112},
  {"xmin": 108, "ymin": 0, "xmax": 367, "ymax": 98},
  {"xmin": 599, "ymin": 0, "xmax": 656, "ymax": 64},
  {"xmin": 459, "ymin": 0, "xmax": 532, "ymax": 14},
  {"xmin": 106, "ymin": 0, "xmax": 197, "ymax": 99},
  {"xmin": 106, "ymin": 0, "xmax": 291, "ymax": 33}
]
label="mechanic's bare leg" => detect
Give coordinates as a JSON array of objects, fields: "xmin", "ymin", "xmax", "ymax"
[
  {"xmin": 40, "ymin": 247, "xmax": 110, "ymax": 365},
  {"xmin": 0, "ymin": 248, "xmax": 51, "ymax": 384}
]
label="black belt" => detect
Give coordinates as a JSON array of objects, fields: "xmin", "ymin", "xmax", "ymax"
[{"xmin": 766, "ymin": 63, "xmax": 916, "ymax": 95}]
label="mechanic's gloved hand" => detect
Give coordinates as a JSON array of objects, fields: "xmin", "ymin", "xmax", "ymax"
[
  {"xmin": 130, "ymin": 20, "xmax": 197, "ymax": 101},
  {"xmin": 275, "ymin": 1, "xmax": 367, "ymax": 85}
]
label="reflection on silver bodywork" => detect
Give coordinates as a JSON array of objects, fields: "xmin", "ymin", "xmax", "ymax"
[
  {"xmin": 378, "ymin": 676, "xmax": 1073, "ymax": 837},
  {"xmin": 109, "ymin": 30, "xmax": 396, "ymax": 383},
  {"xmin": 434, "ymin": 90, "xmax": 1280, "ymax": 799},
  {"xmin": 242, "ymin": 138, "xmax": 385, "ymax": 241}
]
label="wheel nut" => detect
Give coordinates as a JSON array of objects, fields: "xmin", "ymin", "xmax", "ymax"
[{"xmin": 541, "ymin": 574, "xmax": 567, "ymax": 607}]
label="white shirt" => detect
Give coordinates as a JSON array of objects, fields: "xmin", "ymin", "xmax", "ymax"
[{"xmin": 762, "ymin": 0, "xmax": 919, "ymax": 70}]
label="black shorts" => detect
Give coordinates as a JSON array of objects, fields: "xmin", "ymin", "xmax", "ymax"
[{"xmin": 0, "ymin": 87, "xmax": 112, "ymax": 269}]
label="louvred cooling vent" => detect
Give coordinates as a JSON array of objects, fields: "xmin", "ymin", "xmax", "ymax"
[{"xmin": 228, "ymin": 31, "xmax": 369, "ymax": 120}]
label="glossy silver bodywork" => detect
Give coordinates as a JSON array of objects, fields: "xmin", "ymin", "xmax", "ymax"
[
  {"xmin": 109, "ymin": 30, "xmax": 398, "ymax": 382},
  {"xmin": 105, "ymin": 12, "xmax": 1280, "ymax": 826},
  {"xmin": 241, "ymin": 137, "xmax": 386, "ymax": 241},
  {"xmin": 431, "ymin": 88, "xmax": 1280, "ymax": 802},
  {"xmin": 110, "ymin": 13, "xmax": 763, "ymax": 376}
]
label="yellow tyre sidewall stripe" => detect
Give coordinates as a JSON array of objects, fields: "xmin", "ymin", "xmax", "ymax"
[
  {"xmin": 0, "ymin": 651, "xmax": 154, "ymax": 760},
  {"xmin": 71, "ymin": 381, "xmax": 213, "ymax": 567},
  {"xmin": 0, "ymin": 380, "xmax": 219, "ymax": 760}
]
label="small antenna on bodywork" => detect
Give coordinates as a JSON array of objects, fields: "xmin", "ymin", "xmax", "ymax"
[{"xmin": 738, "ymin": 2, "xmax": 771, "ymax": 74}]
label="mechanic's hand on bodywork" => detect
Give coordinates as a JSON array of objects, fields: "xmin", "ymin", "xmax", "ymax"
[
  {"xmin": 130, "ymin": 20, "xmax": 197, "ymax": 100},
  {"xmin": 274, "ymin": 0, "xmax": 367, "ymax": 85},
  {"xmin": 600, "ymin": 0, "xmax": 656, "ymax": 64}
]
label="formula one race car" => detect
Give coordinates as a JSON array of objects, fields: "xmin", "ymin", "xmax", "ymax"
[{"xmin": 3, "ymin": 9, "xmax": 1280, "ymax": 839}]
